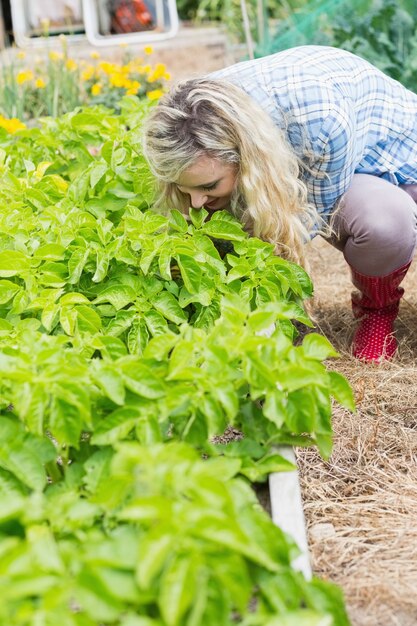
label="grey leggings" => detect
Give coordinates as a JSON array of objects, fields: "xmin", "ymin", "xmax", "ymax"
[{"xmin": 324, "ymin": 173, "xmax": 417, "ymax": 276}]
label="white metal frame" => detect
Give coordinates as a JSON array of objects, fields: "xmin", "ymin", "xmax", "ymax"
[
  {"xmin": 10, "ymin": 0, "xmax": 86, "ymax": 48},
  {"xmin": 10, "ymin": 0, "xmax": 179, "ymax": 48},
  {"xmin": 82, "ymin": 0, "xmax": 179, "ymax": 47}
]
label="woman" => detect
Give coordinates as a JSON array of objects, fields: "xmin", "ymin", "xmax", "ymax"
[{"xmin": 142, "ymin": 45, "xmax": 417, "ymax": 362}]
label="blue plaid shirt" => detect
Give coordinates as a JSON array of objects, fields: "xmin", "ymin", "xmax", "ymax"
[{"xmin": 210, "ymin": 46, "xmax": 417, "ymax": 225}]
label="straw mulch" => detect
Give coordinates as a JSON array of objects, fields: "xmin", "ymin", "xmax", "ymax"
[{"xmin": 298, "ymin": 236, "xmax": 417, "ymax": 626}]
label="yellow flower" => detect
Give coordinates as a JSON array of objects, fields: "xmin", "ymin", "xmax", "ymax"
[
  {"xmin": 81, "ymin": 66, "xmax": 95, "ymax": 81},
  {"xmin": 125, "ymin": 80, "xmax": 141, "ymax": 95},
  {"xmin": 16, "ymin": 70, "xmax": 34, "ymax": 85},
  {"xmin": 65, "ymin": 58, "xmax": 77, "ymax": 71},
  {"xmin": 109, "ymin": 73, "xmax": 131, "ymax": 88},
  {"xmin": 91, "ymin": 83, "xmax": 102, "ymax": 96},
  {"xmin": 0, "ymin": 115, "xmax": 26, "ymax": 133},
  {"xmin": 17, "ymin": 51, "xmax": 26, "ymax": 60},
  {"xmin": 90, "ymin": 51, "xmax": 100, "ymax": 59},
  {"xmin": 49, "ymin": 50, "xmax": 64, "ymax": 62},
  {"xmin": 147, "ymin": 63, "xmax": 168, "ymax": 82},
  {"xmin": 146, "ymin": 88, "xmax": 164, "ymax": 101},
  {"xmin": 163, "ymin": 72, "xmax": 171, "ymax": 81},
  {"xmin": 144, "ymin": 45, "xmax": 153, "ymax": 55},
  {"xmin": 99, "ymin": 61, "xmax": 117, "ymax": 75},
  {"xmin": 35, "ymin": 78, "xmax": 46, "ymax": 89}
]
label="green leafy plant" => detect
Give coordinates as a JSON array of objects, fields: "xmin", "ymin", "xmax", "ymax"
[
  {"xmin": 0, "ymin": 96, "xmax": 353, "ymax": 624},
  {"xmin": 0, "ymin": 434, "xmax": 350, "ymax": 625}
]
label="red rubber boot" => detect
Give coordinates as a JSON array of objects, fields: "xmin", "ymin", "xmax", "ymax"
[{"xmin": 350, "ymin": 261, "xmax": 411, "ymax": 361}]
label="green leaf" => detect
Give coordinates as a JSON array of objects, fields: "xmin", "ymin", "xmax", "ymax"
[
  {"xmin": 286, "ymin": 389, "xmax": 317, "ymax": 434},
  {"xmin": 83, "ymin": 448, "xmax": 113, "ymax": 493},
  {"xmin": 14, "ymin": 384, "xmax": 48, "ymax": 434},
  {"xmin": 143, "ymin": 310, "xmax": 169, "ymax": 336},
  {"xmin": 263, "ymin": 390, "xmax": 286, "ymax": 428},
  {"xmin": 94, "ymin": 285, "xmax": 137, "ymax": 310},
  {"xmin": 176, "ymin": 254, "xmax": 202, "ymax": 293},
  {"xmin": 302, "ymin": 333, "xmax": 339, "ymax": 360},
  {"xmin": 201, "ymin": 218, "xmax": 246, "ymax": 241},
  {"xmin": 135, "ymin": 211, "xmax": 167, "ymax": 234},
  {"xmin": 262, "ymin": 612, "xmax": 333, "ymax": 626},
  {"xmin": 211, "ymin": 383, "xmax": 238, "ymax": 421},
  {"xmin": 201, "ymin": 395, "xmax": 228, "ymax": 435},
  {"xmin": 98, "ymin": 336, "xmax": 129, "ymax": 360},
  {"xmin": 60, "ymin": 306, "xmax": 78, "ymax": 335},
  {"xmin": 0, "ymin": 318, "xmax": 13, "ymax": 334},
  {"xmin": 122, "ymin": 361, "xmax": 166, "ymax": 399},
  {"xmin": 247, "ymin": 310, "xmax": 277, "ymax": 333},
  {"xmin": 169, "ymin": 209, "xmax": 188, "ymax": 233},
  {"xmin": 239, "ymin": 453, "xmax": 295, "ymax": 482},
  {"xmin": 120, "ymin": 616, "xmax": 162, "ymax": 626},
  {"xmin": 127, "ymin": 318, "xmax": 149, "ymax": 355},
  {"xmin": 167, "ymin": 340, "xmax": 195, "ymax": 379},
  {"xmin": 27, "ymin": 525, "xmax": 64, "ymax": 573},
  {"xmin": 136, "ymin": 531, "xmax": 173, "ymax": 589},
  {"xmin": 41, "ymin": 303, "xmax": 60, "ymax": 332},
  {"xmin": 0, "ymin": 280, "xmax": 20, "ymax": 304},
  {"xmin": 0, "ymin": 418, "xmax": 55, "ymax": 491},
  {"xmin": 93, "ymin": 249, "xmax": 110, "ymax": 282},
  {"xmin": 315, "ymin": 432, "xmax": 333, "ymax": 460},
  {"xmin": 159, "ymin": 554, "xmax": 196, "ymax": 626},
  {"xmin": 91, "ymin": 363, "xmax": 126, "ymax": 405},
  {"xmin": 75, "ymin": 305, "xmax": 102, "ymax": 333},
  {"xmin": 158, "ymin": 246, "xmax": 172, "ymax": 280},
  {"xmin": 328, "ymin": 371, "xmax": 356, "ymax": 411},
  {"xmin": 49, "ymin": 398, "xmax": 84, "ymax": 448},
  {"xmin": 277, "ymin": 363, "xmax": 327, "ymax": 393},
  {"xmin": 76, "ymin": 566, "xmax": 122, "ymax": 622},
  {"xmin": 60, "ymin": 292, "xmax": 90, "ymax": 305},
  {"xmin": 189, "ymin": 207, "xmax": 208, "ymax": 229},
  {"xmin": 0, "ymin": 251, "xmax": 30, "ymax": 277},
  {"xmin": 68, "ymin": 248, "xmax": 89, "ymax": 284},
  {"xmin": 92, "ymin": 407, "xmax": 140, "ymax": 445},
  {"xmin": 34, "ymin": 244, "xmax": 66, "ymax": 261},
  {"xmin": 153, "ymin": 291, "xmax": 188, "ymax": 325},
  {"xmin": 90, "ymin": 162, "xmax": 108, "ymax": 189}
]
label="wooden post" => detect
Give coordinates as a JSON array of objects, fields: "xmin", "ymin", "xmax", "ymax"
[
  {"xmin": 0, "ymin": 2, "xmax": 7, "ymax": 50},
  {"xmin": 240, "ymin": 0, "xmax": 254, "ymax": 60}
]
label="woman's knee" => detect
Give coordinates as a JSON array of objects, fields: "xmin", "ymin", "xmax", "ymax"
[
  {"xmin": 338, "ymin": 174, "xmax": 417, "ymax": 250},
  {"xmin": 334, "ymin": 174, "xmax": 417, "ymax": 274}
]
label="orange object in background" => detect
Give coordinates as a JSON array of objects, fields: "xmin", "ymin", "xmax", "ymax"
[{"xmin": 110, "ymin": 0, "xmax": 154, "ymax": 33}]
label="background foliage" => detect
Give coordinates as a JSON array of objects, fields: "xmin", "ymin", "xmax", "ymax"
[{"xmin": 261, "ymin": 0, "xmax": 417, "ymax": 93}]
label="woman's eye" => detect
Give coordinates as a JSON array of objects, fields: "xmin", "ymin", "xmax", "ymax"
[{"xmin": 202, "ymin": 184, "xmax": 217, "ymax": 192}]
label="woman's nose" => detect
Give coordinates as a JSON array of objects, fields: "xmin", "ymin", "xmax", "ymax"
[{"xmin": 189, "ymin": 191, "xmax": 208, "ymax": 209}]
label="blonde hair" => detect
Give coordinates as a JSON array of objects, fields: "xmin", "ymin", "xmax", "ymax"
[{"xmin": 142, "ymin": 77, "xmax": 325, "ymax": 267}]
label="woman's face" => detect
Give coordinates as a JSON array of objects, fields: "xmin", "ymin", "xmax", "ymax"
[{"xmin": 175, "ymin": 155, "xmax": 238, "ymax": 213}]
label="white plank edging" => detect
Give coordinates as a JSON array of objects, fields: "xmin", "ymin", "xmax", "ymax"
[{"xmin": 269, "ymin": 446, "xmax": 312, "ymax": 580}]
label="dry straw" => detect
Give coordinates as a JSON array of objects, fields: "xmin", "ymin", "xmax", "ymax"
[{"xmin": 299, "ymin": 236, "xmax": 417, "ymax": 626}]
